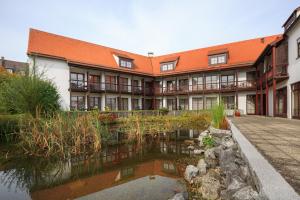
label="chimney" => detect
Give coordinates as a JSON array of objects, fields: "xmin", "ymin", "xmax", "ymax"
[{"xmin": 147, "ymin": 52, "xmax": 154, "ymax": 57}]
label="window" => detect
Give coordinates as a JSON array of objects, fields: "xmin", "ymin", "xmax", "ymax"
[
  {"xmin": 167, "ymin": 98, "xmax": 176, "ymax": 110},
  {"xmin": 166, "ymin": 80, "xmax": 176, "ymax": 92},
  {"xmin": 106, "ymin": 97, "xmax": 117, "ymax": 111},
  {"xmin": 119, "ymin": 58, "xmax": 133, "ymax": 68},
  {"xmin": 70, "ymin": 72, "xmax": 85, "ymax": 89},
  {"xmin": 209, "ymin": 54, "xmax": 227, "ymax": 65},
  {"xmin": 205, "ymin": 97, "xmax": 217, "ymax": 109},
  {"xmin": 179, "ymin": 79, "xmax": 189, "ymax": 91},
  {"xmin": 221, "ymin": 96, "xmax": 235, "ymax": 109},
  {"xmin": 192, "ymin": 98, "xmax": 203, "ymax": 110},
  {"xmin": 119, "ymin": 77, "xmax": 128, "ymax": 92},
  {"xmin": 121, "ymin": 167, "xmax": 134, "ymax": 178},
  {"xmin": 132, "ymin": 98, "xmax": 140, "ymax": 110},
  {"xmin": 120, "ymin": 98, "xmax": 128, "ymax": 110},
  {"xmin": 205, "ymin": 75, "xmax": 218, "ymax": 90},
  {"xmin": 192, "ymin": 76, "xmax": 203, "ymax": 91},
  {"xmin": 246, "ymin": 95, "xmax": 256, "ymax": 114},
  {"xmin": 155, "ymin": 99, "xmax": 163, "ymax": 109},
  {"xmin": 221, "ymin": 75, "xmax": 235, "ymax": 89},
  {"xmin": 297, "ymin": 38, "xmax": 300, "ymax": 58},
  {"xmin": 89, "ymin": 75, "xmax": 101, "ymax": 91},
  {"xmin": 179, "ymin": 99, "xmax": 189, "ymax": 110},
  {"xmin": 105, "ymin": 75, "xmax": 116, "ymax": 91},
  {"xmin": 88, "ymin": 96, "xmax": 101, "ymax": 110},
  {"xmin": 132, "ymin": 80, "xmax": 141, "ymax": 93},
  {"xmin": 71, "ymin": 95, "xmax": 85, "ymax": 110},
  {"xmin": 160, "ymin": 62, "xmax": 175, "ymax": 71}
]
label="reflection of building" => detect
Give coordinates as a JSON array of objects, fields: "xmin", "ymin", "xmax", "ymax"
[{"xmin": 30, "ymin": 159, "xmax": 180, "ymax": 200}]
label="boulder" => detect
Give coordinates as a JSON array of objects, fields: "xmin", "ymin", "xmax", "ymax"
[
  {"xmin": 184, "ymin": 165, "xmax": 199, "ymax": 183},
  {"xmin": 220, "ymin": 147, "xmax": 235, "ymax": 170},
  {"xmin": 168, "ymin": 192, "xmax": 188, "ymax": 200},
  {"xmin": 227, "ymin": 176, "xmax": 247, "ymax": 194},
  {"xmin": 221, "ymin": 135, "xmax": 235, "ymax": 149},
  {"xmin": 232, "ymin": 186, "xmax": 259, "ymax": 200},
  {"xmin": 240, "ymin": 165, "xmax": 250, "ymax": 181},
  {"xmin": 197, "ymin": 159, "xmax": 207, "ymax": 175},
  {"xmin": 194, "ymin": 149, "xmax": 205, "ymax": 155},
  {"xmin": 205, "ymin": 148, "xmax": 216, "ymax": 159},
  {"xmin": 209, "ymin": 126, "xmax": 232, "ymax": 138},
  {"xmin": 187, "ymin": 145, "xmax": 195, "ymax": 150},
  {"xmin": 200, "ymin": 170, "xmax": 221, "ymax": 200}
]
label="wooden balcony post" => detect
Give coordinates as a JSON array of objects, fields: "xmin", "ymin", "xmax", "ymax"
[{"xmin": 272, "ymin": 46, "xmax": 277, "ymax": 116}]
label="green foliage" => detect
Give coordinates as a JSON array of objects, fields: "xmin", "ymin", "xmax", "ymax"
[
  {"xmin": 0, "ymin": 73, "xmax": 60, "ymax": 117},
  {"xmin": 0, "ymin": 114, "xmax": 27, "ymax": 143},
  {"xmin": 202, "ymin": 135, "xmax": 215, "ymax": 148},
  {"xmin": 212, "ymin": 102, "xmax": 225, "ymax": 129},
  {"xmin": 158, "ymin": 107, "xmax": 169, "ymax": 115}
]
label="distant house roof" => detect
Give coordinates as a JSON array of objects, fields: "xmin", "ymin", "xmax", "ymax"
[
  {"xmin": 0, "ymin": 57, "xmax": 27, "ymax": 73},
  {"xmin": 27, "ymin": 29, "xmax": 281, "ymax": 76}
]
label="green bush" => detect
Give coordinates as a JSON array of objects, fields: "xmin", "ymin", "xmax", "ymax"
[
  {"xmin": 158, "ymin": 107, "xmax": 169, "ymax": 115},
  {"xmin": 202, "ymin": 135, "xmax": 215, "ymax": 148},
  {"xmin": 0, "ymin": 74, "xmax": 60, "ymax": 117},
  {"xmin": 0, "ymin": 114, "xmax": 27, "ymax": 142},
  {"xmin": 212, "ymin": 102, "xmax": 225, "ymax": 129}
]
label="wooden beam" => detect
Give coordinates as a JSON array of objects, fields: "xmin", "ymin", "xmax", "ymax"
[{"xmin": 272, "ymin": 47, "xmax": 277, "ymax": 117}]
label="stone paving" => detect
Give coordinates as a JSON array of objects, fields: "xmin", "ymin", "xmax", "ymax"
[{"xmin": 232, "ymin": 116, "xmax": 300, "ymax": 194}]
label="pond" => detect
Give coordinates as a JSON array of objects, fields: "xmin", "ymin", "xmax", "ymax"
[{"xmin": 0, "ymin": 129, "xmax": 203, "ymax": 200}]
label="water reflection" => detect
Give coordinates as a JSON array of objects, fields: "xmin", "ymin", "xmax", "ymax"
[{"xmin": 0, "ymin": 129, "xmax": 201, "ymax": 200}]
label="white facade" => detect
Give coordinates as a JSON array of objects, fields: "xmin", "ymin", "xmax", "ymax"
[
  {"xmin": 286, "ymin": 19, "xmax": 300, "ymax": 118},
  {"xmin": 28, "ymin": 56, "xmax": 70, "ymax": 110}
]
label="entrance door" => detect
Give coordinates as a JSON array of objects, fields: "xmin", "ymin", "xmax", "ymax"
[{"xmin": 246, "ymin": 95, "xmax": 256, "ymax": 114}]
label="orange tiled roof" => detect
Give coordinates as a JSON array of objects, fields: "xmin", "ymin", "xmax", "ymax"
[{"xmin": 27, "ymin": 29, "xmax": 282, "ymax": 76}]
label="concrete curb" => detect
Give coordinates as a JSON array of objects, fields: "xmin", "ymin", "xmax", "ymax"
[{"xmin": 229, "ymin": 120, "xmax": 300, "ymax": 200}]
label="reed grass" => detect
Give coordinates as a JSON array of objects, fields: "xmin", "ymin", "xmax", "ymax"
[
  {"xmin": 18, "ymin": 112, "xmax": 101, "ymax": 158},
  {"xmin": 212, "ymin": 102, "xmax": 225, "ymax": 129}
]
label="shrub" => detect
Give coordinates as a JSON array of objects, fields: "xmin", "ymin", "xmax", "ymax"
[
  {"xmin": 202, "ymin": 135, "xmax": 215, "ymax": 148},
  {"xmin": 212, "ymin": 102, "xmax": 225, "ymax": 129},
  {"xmin": 0, "ymin": 73, "xmax": 60, "ymax": 117},
  {"xmin": 158, "ymin": 107, "xmax": 169, "ymax": 115},
  {"xmin": 0, "ymin": 114, "xmax": 27, "ymax": 143}
]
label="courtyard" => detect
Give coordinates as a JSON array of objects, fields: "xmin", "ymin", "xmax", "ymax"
[{"xmin": 232, "ymin": 116, "xmax": 300, "ymax": 194}]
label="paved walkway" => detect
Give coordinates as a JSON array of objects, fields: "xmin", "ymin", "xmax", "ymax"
[{"xmin": 232, "ymin": 116, "xmax": 300, "ymax": 194}]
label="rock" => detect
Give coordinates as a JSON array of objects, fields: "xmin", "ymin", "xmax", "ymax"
[
  {"xmin": 213, "ymin": 145, "xmax": 223, "ymax": 158},
  {"xmin": 240, "ymin": 165, "xmax": 250, "ymax": 181},
  {"xmin": 184, "ymin": 165, "xmax": 199, "ymax": 183},
  {"xmin": 227, "ymin": 176, "xmax": 246, "ymax": 193},
  {"xmin": 200, "ymin": 170, "xmax": 221, "ymax": 200},
  {"xmin": 205, "ymin": 157, "xmax": 218, "ymax": 168},
  {"xmin": 221, "ymin": 135, "xmax": 235, "ymax": 149},
  {"xmin": 198, "ymin": 131, "xmax": 208, "ymax": 147},
  {"xmin": 209, "ymin": 126, "xmax": 232, "ymax": 138},
  {"xmin": 232, "ymin": 186, "xmax": 259, "ymax": 200},
  {"xmin": 184, "ymin": 140, "xmax": 194, "ymax": 145},
  {"xmin": 220, "ymin": 148, "xmax": 235, "ymax": 171},
  {"xmin": 205, "ymin": 148, "xmax": 216, "ymax": 159},
  {"xmin": 194, "ymin": 149, "xmax": 204, "ymax": 155},
  {"xmin": 197, "ymin": 159, "xmax": 207, "ymax": 175},
  {"xmin": 168, "ymin": 192, "xmax": 188, "ymax": 200},
  {"xmin": 187, "ymin": 145, "xmax": 195, "ymax": 150}
]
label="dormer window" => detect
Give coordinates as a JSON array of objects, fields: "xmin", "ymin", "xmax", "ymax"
[
  {"xmin": 161, "ymin": 62, "xmax": 175, "ymax": 71},
  {"xmin": 209, "ymin": 53, "xmax": 227, "ymax": 65},
  {"xmin": 119, "ymin": 58, "xmax": 133, "ymax": 68}
]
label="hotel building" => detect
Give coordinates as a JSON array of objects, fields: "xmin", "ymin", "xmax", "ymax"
[{"xmin": 26, "ymin": 7, "xmax": 300, "ymax": 119}]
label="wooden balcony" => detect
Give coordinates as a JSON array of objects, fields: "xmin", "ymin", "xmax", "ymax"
[{"xmin": 153, "ymin": 80, "xmax": 256, "ymax": 95}]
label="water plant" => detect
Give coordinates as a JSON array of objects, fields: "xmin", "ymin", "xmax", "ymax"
[
  {"xmin": 212, "ymin": 102, "xmax": 225, "ymax": 129},
  {"xmin": 18, "ymin": 112, "xmax": 101, "ymax": 158},
  {"xmin": 202, "ymin": 135, "xmax": 215, "ymax": 148}
]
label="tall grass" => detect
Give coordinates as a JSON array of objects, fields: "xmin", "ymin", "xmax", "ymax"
[
  {"xmin": 212, "ymin": 102, "xmax": 225, "ymax": 129},
  {"xmin": 18, "ymin": 112, "xmax": 101, "ymax": 158}
]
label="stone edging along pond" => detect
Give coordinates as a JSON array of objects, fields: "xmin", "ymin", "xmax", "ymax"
[{"xmin": 169, "ymin": 120, "xmax": 300, "ymax": 200}]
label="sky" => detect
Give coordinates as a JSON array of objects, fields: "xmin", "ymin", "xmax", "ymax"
[{"xmin": 0, "ymin": 0, "xmax": 299, "ymax": 61}]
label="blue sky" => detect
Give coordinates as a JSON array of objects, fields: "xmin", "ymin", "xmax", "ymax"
[{"xmin": 0, "ymin": 0, "xmax": 298, "ymax": 61}]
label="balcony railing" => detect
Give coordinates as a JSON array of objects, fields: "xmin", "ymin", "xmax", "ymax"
[
  {"xmin": 70, "ymin": 80, "xmax": 88, "ymax": 91},
  {"xmin": 153, "ymin": 80, "xmax": 256, "ymax": 95}
]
